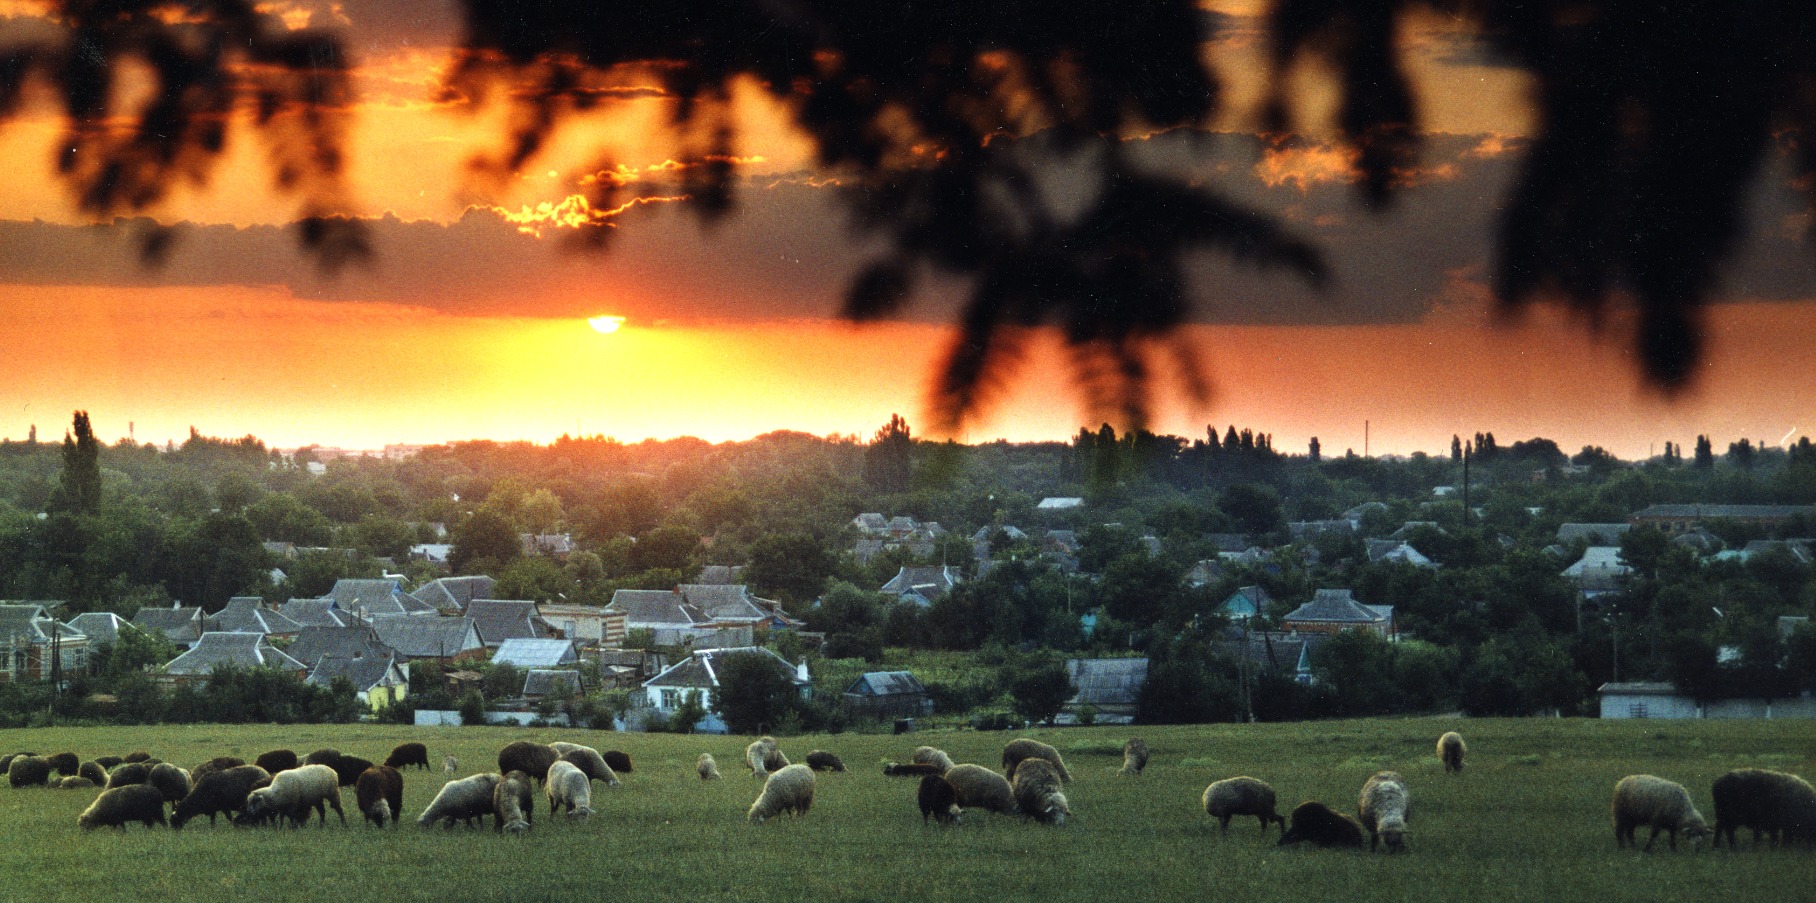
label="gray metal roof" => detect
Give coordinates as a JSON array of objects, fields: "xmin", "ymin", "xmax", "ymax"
[
  {"xmin": 491, "ymin": 638, "xmax": 578, "ymax": 668},
  {"xmin": 1633, "ymin": 504, "xmax": 1812, "ymax": 520},
  {"xmin": 409, "ymin": 576, "xmax": 497, "ymax": 613},
  {"xmin": 163, "ymin": 631, "xmax": 306, "ymax": 676},
  {"xmin": 606, "ymin": 590, "xmax": 707, "ymax": 626},
  {"xmin": 368, "ymin": 616, "xmax": 482, "ymax": 659},
  {"xmin": 676, "ymin": 584, "xmax": 770, "ymax": 622},
  {"xmin": 306, "ymin": 653, "xmax": 404, "ymax": 692},
  {"xmin": 1064, "ymin": 658, "xmax": 1149, "ymax": 708},
  {"xmin": 66, "ymin": 612, "xmax": 134, "ymax": 646},
  {"xmin": 1283, "ymin": 589, "xmax": 1385, "ymax": 624},
  {"xmin": 695, "ymin": 565, "xmax": 746, "ymax": 585},
  {"xmin": 465, "ymin": 599, "xmax": 551, "ymax": 645},
  {"xmin": 879, "ymin": 566, "xmax": 962, "ymax": 597},
  {"xmin": 286, "ymin": 625, "xmax": 394, "ymax": 668},
  {"xmin": 644, "ymin": 646, "xmax": 803, "ymax": 690},
  {"xmin": 523, "ymin": 669, "xmax": 583, "ymax": 697},
  {"xmin": 132, "ymin": 606, "xmax": 204, "ymax": 645},
  {"xmin": 208, "ymin": 597, "xmax": 304, "ymax": 636},
  {"xmin": 843, "ymin": 671, "xmax": 927, "ymax": 697}
]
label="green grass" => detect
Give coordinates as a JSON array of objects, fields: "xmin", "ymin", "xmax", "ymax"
[{"xmin": 3, "ymin": 718, "xmax": 1815, "ymax": 903}]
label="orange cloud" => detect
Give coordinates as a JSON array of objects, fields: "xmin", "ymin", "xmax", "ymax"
[
  {"xmin": 482, "ymin": 193, "xmax": 686, "ymax": 237},
  {"xmin": 1255, "ymin": 141, "xmax": 1458, "ymax": 192}
]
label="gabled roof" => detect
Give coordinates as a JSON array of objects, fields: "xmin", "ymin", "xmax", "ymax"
[
  {"xmin": 1282, "ymin": 589, "xmax": 1386, "ymax": 624},
  {"xmin": 492, "ymin": 638, "xmax": 578, "ymax": 668},
  {"xmin": 971, "ymin": 524, "xmax": 1028, "ymax": 543},
  {"xmin": 1563, "ymin": 547, "xmax": 1630, "ymax": 579},
  {"xmin": 676, "ymin": 584, "xmax": 770, "ymax": 623},
  {"xmin": 644, "ymin": 646, "xmax": 805, "ymax": 691},
  {"xmin": 880, "ymin": 566, "xmax": 962, "ymax": 597},
  {"xmin": 306, "ymin": 653, "xmax": 405, "ymax": 693},
  {"xmin": 1632, "ymin": 504, "xmax": 1811, "ymax": 521},
  {"xmin": 163, "ymin": 632, "xmax": 306, "ymax": 676},
  {"xmin": 0, "ymin": 603, "xmax": 55, "ymax": 644},
  {"xmin": 523, "ymin": 669, "xmax": 582, "ymax": 698},
  {"xmin": 465, "ymin": 599, "xmax": 552, "ymax": 645},
  {"xmin": 695, "ymin": 565, "xmax": 746, "ymax": 585},
  {"xmin": 1366, "ymin": 539, "xmax": 1437, "ymax": 567},
  {"xmin": 131, "ymin": 606, "xmax": 205, "ymax": 645},
  {"xmin": 286, "ymin": 625, "xmax": 394, "ymax": 669},
  {"xmin": 1289, "ymin": 520, "xmax": 1355, "ymax": 539},
  {"xmin": 1065, "ymin": 658, "xmax": 1149, "ymax": 708},
  {"xmin": 278, "ymin": 598, "xmax": 363, "ymax": 629},
  {"xmin": 369, "ymin": 616, "xmax": 482, "ymax": 659},
  {"xmin": 207, "ymin": 597, "xmax": 304, "ymax": 636},
  {"xmin": 1221, "ymin": 585, "xmax": 1272, "ymax": 618},
  {"xmin": 409, "ymin": 576, "xmax": 497, "ymax": 613},
  {"xmin": 852, "ymin": 513, "xmax": 888, "ymax": 532},
  {"xmin": 1387, "ymin": 521, "xmax": 1444, "ymax": 541},
  {"xmin": 843, "ymin": 671, "xmax": 927, "ymax": 697},
  {"xmin": 605, "ymin": 589, "xmax": 708, "ymax": 627},
  {"xmin": 66, "ymin": 612, "xmax": 136, "ymax": 646},
  {"xmin": 520, "ymin": 533, "xmax": 575, "ymax": 556},
  {"xmin": 328, "ymin": 578, "xmax": 411, "ymax": 616}
]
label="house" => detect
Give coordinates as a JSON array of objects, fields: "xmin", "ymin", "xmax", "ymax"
[
  {"xmin": 523, "ymin": 669, "xmax": 583, "ymax": 700},
  {"xmin": 65, "ymin": 612, "xmax": 136, "ymax": 649},
  {"xmin": 606, "ymin": 589, "xmax": 711, "ymax": 634},
  {"xmin": 261, "ymin": 541, "xmax": 298, "ymax": 559},
  {"xmin": 1042, "ymin": 530, "xmax": 1080, "ymax": 556},
  {"xmin": 410, "ymin": 576, "xmax": 497, "ymax": 613},
  {"xmin": 1214, "ymin": 629, "xmax": 1320, "ymax": 685},
  {"xmin": 1280, "ymin": 589, "xmax": 1396, "ymax": 638},
  {"xmin": 596, "ymin": 649, "xmax": 667, "ymax": 689},
  {"xmin": 880, "ymin": 566, "xmax": 964, "ymax": 606},
  {"xmin": 520, "ymin": 533, "xmax": 575, "ymax": 557},
  {"xmin": 278, "ymin": 598, "xmax": 363, "ymax": 629},
  {"xmin": 207, "ymin": 597, "xmax": 304, "ymax": 638},
  {"xmin": 851, "ymin": 513, "xmax": 889, "ymax": 535},
  {"xmin": 842, "ymin": 671, "xmax": 933, "ymax": 719},
  {"xmin": 1556, "ymin": 523, "xmax": 1630, "ymax": 546},
  {"xmin": 328, "ymin": 578, "xmax": 437, "ymax": 619},
  {"xmin": 1220, "ymin": 586, "xmax": 1272, "ymax": 621},
  {"xmin": 1597, "ymin": 681, "xmax": 1816, "ymax": 719},
  {"xmin": 306, "ymin": 653, "xmax": 409, "ymax": 711},
  {"xmin": 1036, "ymin": 497, "xmax": 1083, "ymax": 511},
  {"xmin": 368, "ymin": 616, "xmax": 486, "ymax": 663},
  {"xmin": 1562, "ymin": 547, "xmax": 1630, "ymax": 597},
  {"xmin": 1365, "ymin": 539, "xmax": 1437, "ymax": 568},
  {"xmin": 409, "ymin": 543, "xmax": 453, "ymax": 565},
  {"xmin": 491, "ymin": 638, "xmax": 579, "ymax": 669},
  {"xmin": 0, "ymin": 603, "xmax": 89, "ymax": 681},
  {"xmin": 1186, "ymin": 559, "xmax": 1226, "ymax": 587},
  {"xmin": 641, "ymin": 646, "xmax": 810, "ymax": 731},
  {"xmin": 676, "ymin": 584, "xmax": 783, "ymax": 628},
  {"xmin": 466, "ymin": 599, "xmax": 556, "ymax": 647},
  {"xmin": 1060, "ymin": 658, "xmax": 1149, "ymax": 724},
  {"xmin": 286, "ymin": 625, "xmax": 395, "ymax": 669},
  {"xmin": 851, "ymin": 538, "xmax": 887, "ymax": 565},
  {"xmin": 538, "ymin": 602, "xmax": 627, "ymax": 648},
  {"xmin": 131, "ymin": 605, "xmax": 205, "ymax": 648},
  {"xmin": 1387, "ymin": 521, "xmax": 1444, "ymax": 541},
  {"xmin": 160, "ymin": 632, "xmax": 307, "ymax": 682},
  {"xmin": 1630, "ymin": 504, "xmax": 1812, "ymax": 535}
]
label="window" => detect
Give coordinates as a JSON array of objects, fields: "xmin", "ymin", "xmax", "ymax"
[
  {"xmin": 660, "ymin": 689, "xmax": 683, "ymax": 709},
  {"xmin": 1629, "ymin": 702, "xmax": 1648, "ymax": 719}
]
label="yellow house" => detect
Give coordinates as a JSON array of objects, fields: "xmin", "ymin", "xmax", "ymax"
[{"xmin": 306, "ymin": 653, "xmax": 410, "ymax": 712}]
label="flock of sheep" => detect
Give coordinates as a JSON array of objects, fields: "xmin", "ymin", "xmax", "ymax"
[{"xmin": 7, "ymin": 726, "xmax": 1815, "ymax": 850}]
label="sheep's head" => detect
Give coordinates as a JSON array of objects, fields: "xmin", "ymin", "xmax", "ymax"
[
  {"xmin": 371, "ymin": 800, "xmax": 391, "ymax": 827},
  {"xmin": 243, "ymin": 789, "xmax": 271, "ymax": 817},
  {"xmin": 1683, "ymin": 812, "xmax": 1711, "ymax": 850}
]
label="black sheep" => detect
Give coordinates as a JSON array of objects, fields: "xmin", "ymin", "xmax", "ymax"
[
  {"xmin": 191, "ymin": 756, "xmax": 247, "ymax": 785},
  {"xmin": 303, "ymin": 748, "xmax": 341, "ymax": 766},
  {"xmin": 172, "ymin": 766, "xmax": 273, "ymax": 830},
  {"xmin": 78, "ymin": 761, "xmax": 107, "ymax": 786},
  {"xmin": 92, "ymin": 755, "xmax": 122, "ymax": 770},
  {"xmin": 603, "ymin": 750, "xmax": 633, "ymax": 774},
  {"xmin": 46, "ymin": 752, "xmax": 79, "ymax": 777},
  {"xmin": 122, "ymin": 751, "xmax": 152, "ymax": 764},
  {"xmin": 327, "ymin": 755, "xmax": 375, "ymax": 787},
  {"xmin": 104, "ymin": 763, "xmax": 150, "ymax": 789},
  {"xmin": 883, "ymin": 762, "xmax": 945, "ymax": 778},
  {"xmin": 498, "ymin": 741, "xmax": 559, "ymax": 783},
  {"xmin": 806, "ymin": 751, "xmax": 847, "ymax": 773},
  {"xmin": 356, "ymin": 765, "xmax": 405, "ymax": 828},
  {"xmin": 255, "ymin": 749, "xmax": 299, "ymax": 774},
  {"xmin": 384, "ymin": 742, "xmax": 430, "ymax": 770},
  {"xmin": 147, "ymin": 763, "xmax": 192, "ymax": 802},
  {"xmin": 918, "ymin": 775, "xmax": 961, "ymax": 824},
  {"xmin": 1278, "ymin": 801, "xmax": 1366, "ymax": 849},
  {"xmin": 79, "ymin": 785, "xmax": 168, "ymax": 831},
  {"xmin": 1712, "ymin": 768, "xmax": 1816, "ymax": 849},
  {"xmin": 7, "ymin": 755, "xmax": 52, "ymax": 788}
]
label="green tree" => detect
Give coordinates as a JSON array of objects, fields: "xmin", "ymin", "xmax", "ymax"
[
  {"xmin": 747, "ymin": 533, "xmax": 837, "ymax": 607},
  {"xmin": 1004, "ymin": 652, "xmax": 1074, "ymax": 725},
  {"xmin": 863, "ymin": 414, "xmax": 913, "ymax": 493},
  {"xmin": 709, "ymin": 651, "xmax": 803, "ymax": 735},
  {"xmin": 628, "ymin": 525, "xmax": 700, "ymax": 574},
  {"xmin": 449, "ymin": 507, "xmax": 521, "ymax": 575},
  {"xmin": 52, "ymin": 411, "xmax": 102, "ymax": 515},
  {"xmin": 669, "ymin": 690, "xmax": 707, "ymax": 734},
  {"xmin": 245, "ymin": 493, "xmax": 335, "ymax": 546},
  {"xmin": 351, "ymin": 515, "xmax": 415, "ymax": 560}
]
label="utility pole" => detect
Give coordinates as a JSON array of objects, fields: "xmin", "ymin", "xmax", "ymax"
[{"xmin": 1462, "ymin": 442, "xmax": 1471, "ymax": 528}]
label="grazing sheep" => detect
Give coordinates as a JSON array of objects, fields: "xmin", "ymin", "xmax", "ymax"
[
  {"xmin": 244, "ymin": 764, "xmax": 345, "ymax": 829},
  {"xmin": 418, "ymin": 773, "xmax": 502, "ymax": 829},
  {"xmin": 1438, "ymin": 732, "xmax": 1466, "ymax": 774},
  {"xmin": 190, "ymin": 756, "xmax": 246, "ymax": 785},
  {"xmin": 255, "ymin": 749, "xmax": 299, "ymax": 774},
  {"xmin": 356, "ymin": 765, "xmax": 405, "ymax": 828},
  {"xmin": 146, "ymin": 763, "xmax": 192, "ymax": 804},
  {"xmin": 943, "ymin": 764, "xmax": 1018, "ymax": 815},
  {"xmin": 1279, "ymin": 801, "xmax": 1366, "ymax": 848},
  {"xmin": 1119, "ymin": 739, "xmax": 1149, "ymax": 776},
  {"xmin": 697, "ymin": 754, "xmax": 721, "ymax": 781},
  {"xmin": 325, "ymin": 755, "xmax": 374, "ymax": 788},
  {"xmin": 1359, "ymin": 771, "xmax": 1411, "ymax": 853},
  {"xmin": 78, "ymin": 784, "xmax": 168, "ymax": 831},
  {"xmin": 104, "ymin": 762, "xmax": 150, "ymax": 789},
  {"xmin": 303, "ymin": 748, "xmax": 341, "ymax": 766},
  {"xmin": 1002, "ymin": 739, "xmax": 1071, "ymax": 783},
  {"xmin": 546, "ymin": 760, "xmax": 593, "ymax": 819},
  {"xmin": 8, "ymin": 755, "xmax": 52, "ymax": 788},
  {"xmin": 1612, "ymin": 774, "xmax": 1709, "ymax": 851},
  {"xmin": 1012, "ymin": 759, "xmax": 1070, "ymax": 826},
  {"xmin": 171, "ymin": 765, "xmax": 273, "ymax": 830},
  {"xmin": 123, "ymin": 751, "xmax": 152, "ymax": 764},
  {"xmin": 78, "ymin": 761, "xmax": 107, "ymax": 786},
  {"xmin": 748, "ymin": 764, "xmax": 815, "ymax": 824},
  {"xmin": 498, "ymin": 741, "xmax": 560, "ymax": 783},
  {"xmin": 0, "ymin": 752, "xmax": 31, "ymax": 774},
  {"xmin": 911, "ymin": 746, "xmax": 956, "ymax": 773},
  {"xmin": 46, "ymin": 752, "xmax": 79, "ymax": 777},
  {"xmin": 883, "ymin": 762, "xmax": 946, "ymax": 778},
  {"xmin": 558, "ymin": 749, "xmax": 620, "ymax": 791},
  {"xmin": 494, "ymin": 770, "xmax": 535, "ymax": 834},
  {"xmin": 805, "ymin": 751, "xmax": 847, "ymax": 773},
  {"xmin": 384, "ymin": 742, "xmax": 430, "ymax": 771},
  {"xmin": 443, "ymin": 755, "xmax": 458, "ymax": 774},
  {"xmin": 92, "ymin": 755, "xmax": 121, "ymax": 770},
  {"xmin": 56, "ymin": 776, "xmax": 97, "ymax": 789},
  {"xmin": 1203, "ymin": 777, "xmax": 1287, "ymax": 835},
  {"xmin": 1711, "ymin": 768, "xmax": 1816, "ymax": 850},
  {"xmin": 746, "ymin": 737, "xmax": 788, "ymax": 776},
  {"xmin": 603, "ymin": 750, "xmax": 633, "ymax": 774},
  {"xmin": 919, "ymin": 775, "xmax": 962, "ymax": 825}
]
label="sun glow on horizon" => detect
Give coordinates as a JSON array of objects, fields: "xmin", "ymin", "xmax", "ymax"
[{"xmin": 588, "ymin": 315, "xmax": 626, "ymax": 334}]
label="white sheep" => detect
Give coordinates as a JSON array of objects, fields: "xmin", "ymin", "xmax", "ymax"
[
  {"xmin": 494, "ymin": 770, "xmax": 534, "ymax": 834},
  {"xmin": 1359, "ymin": 771, "xmax": 1411, "ymax": 852},
  {"xmin": 911, "ymin": 746, "xmax": 955, "ymax": 773},
  {"xmin": 943, "ymin": 764, "xmax": 1017, "ymax": 815},
  {"xmin": 1612, "ymin": 774, "xmax": 1709, "ymax": 851},
  {"xmin": 1202, "ymin": 776, "xmax": 1286, "ymax": 834},
  {"xmin": 556, "ymin": 747, "xmax": 620, "ymax": 788},
  {"xmin": 417, "ymin": 773, "xmax": 502, "ymax": 829},
  {"xmin": 746, "ymin": 737, "xmax": 788, "ymax": 776},
  {"xmin": 748, "ymin": 763, "xmax": 815, "ymax": 824},
  {"xmin": 1012, "ymin": 758, "xmax": 1070, "ymax": 825},
  {"xmin": 1437, "ymin": 732, "xmax": 1466, "ymax": 774},
  {"xmin": 547, "ymin": 760, "xmax": 593, "ymax": 819},
  {"xmin": 1119, "ymin": 739, "xmax": 1149, "ymax": 776},
  {"xmin": 697, "ymin": 753, "xmax": 721, "ymax": 781},
  {"xmin": 243, "ymin": 763, "xmax": 344, "ymax": 828},
  {"xmin": 443, "ymin": 755, "xmax": 458, "ymax": 775},
  {"xmin": 1001, "ymin": 739, "xmax": 1071, "ymax": 783}
]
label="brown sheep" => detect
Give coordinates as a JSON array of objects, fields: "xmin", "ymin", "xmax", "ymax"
[
  {"xmin": 45, "ymin": 752, "xmax": 79, "ymax": 777},
  {"xmin": 1711, "ymin": 768, "xmax": 1816, "ymax": 849},
  {"xmin": 92, "ymin": 755, "xmax": 121, "ymax": 770},
  {"xmin": 104, "ymin": 762, "xmax": 150, "ymax": 789},
  {"xmin": 1278, "ymin": 801, "xmax": 1366, "ymax": 848},
  {"xmin": 255, "ymin": 749, "xmax": 299, "ymax": 774},
  {"xmin": 911, "ymin": 746, "xmax": 955, "ymax": 773},
  {"xmin": 943, "ymin": 764, "xmax": 1018, "ymax": 815},
  {"xmin": 146, "ymin": 763, "xmax": 193, "ymax": 803},
  {"xmin": 7, "ymin": 755, "xmax": 52, "ymax": 788},
  {"xmin": 883, "ymin": 762, "xmax": 945, "ymax": 778},
  {"xmin": 805, "ymin": 751, "xmax": 847, "ymax": 772},
  {"xmin": 325, "ymin": 755, "xmax": 374, "ymax": 787},
  {"xmin": 498, "ymin": 741, "xmax": 560, "ymax": 783},
  {"xmin": 919, "ymin": 774, "xmax": 961, "ymax": 824},
  {"xmin": 356, "ymin": 765, "xmax": 405, "ymax": 828},
  {"xmin": 122, "ymin": 751, "xmax": 152, "ymax": 764},
  {"xmin": 494, "ymin": 770, "xmax": 535, "ymax": 833},
  {"xmin": 1203, "ymin": 777, "xmax": 1286, "ymax": 835},
  {"xmin": 1012, "ymin": 758, "xmax": 1070, "ymax": 825},
  {"xmin": 191, "ymin": 756, "xmax": 247, "ymax": 785},
  {"xmin": 1119, "ymin": 739, "xmax": 1149, "ymax": 776},
  {"xmin": 78, "ymin": 761, "xmax": 107, "ymax": 786},
  {"xmin": 1001, "ymin": 739, "xmax": 1071, "ymax": 783},
  {"xmin": 603, "ymin": 750, "xmax": 634, "ymax": 774},
  {"xmin": 1438, "ymin": 732, "xmax": 1466, "ymax": 774},
  {"xmin": 303, "ymin": 748, "xmax": 341, "ymax": 766},
  {"xmin": 384, "ymin": 742, "xmax": 430, "ymax": 770},
  {"xmin": 79, "ymin": 785, "xmax": 168, "ymax": 831},
  {"xmin": 172, "ymin": 765, "xmax": 272, "ymax": 830}
]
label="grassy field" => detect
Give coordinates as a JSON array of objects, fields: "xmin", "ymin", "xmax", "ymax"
[{"xmin": 2, "ymin": 718, "xmax": 1814, "ymax": 903}]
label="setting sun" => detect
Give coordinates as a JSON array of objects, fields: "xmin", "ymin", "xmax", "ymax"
[{"xmin": 588, "ymin": 315, "xmax": 626, "ymax": 334}]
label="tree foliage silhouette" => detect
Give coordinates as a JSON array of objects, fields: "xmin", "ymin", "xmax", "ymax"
[{"xmin": 3, "ymin": 1, "xmax": 1810, "ymax": 425}]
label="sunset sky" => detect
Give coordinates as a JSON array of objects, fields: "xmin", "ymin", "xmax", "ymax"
[{"xmin": 0, "ymin": 1, "xmax": 1811, "ymax": 459}]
